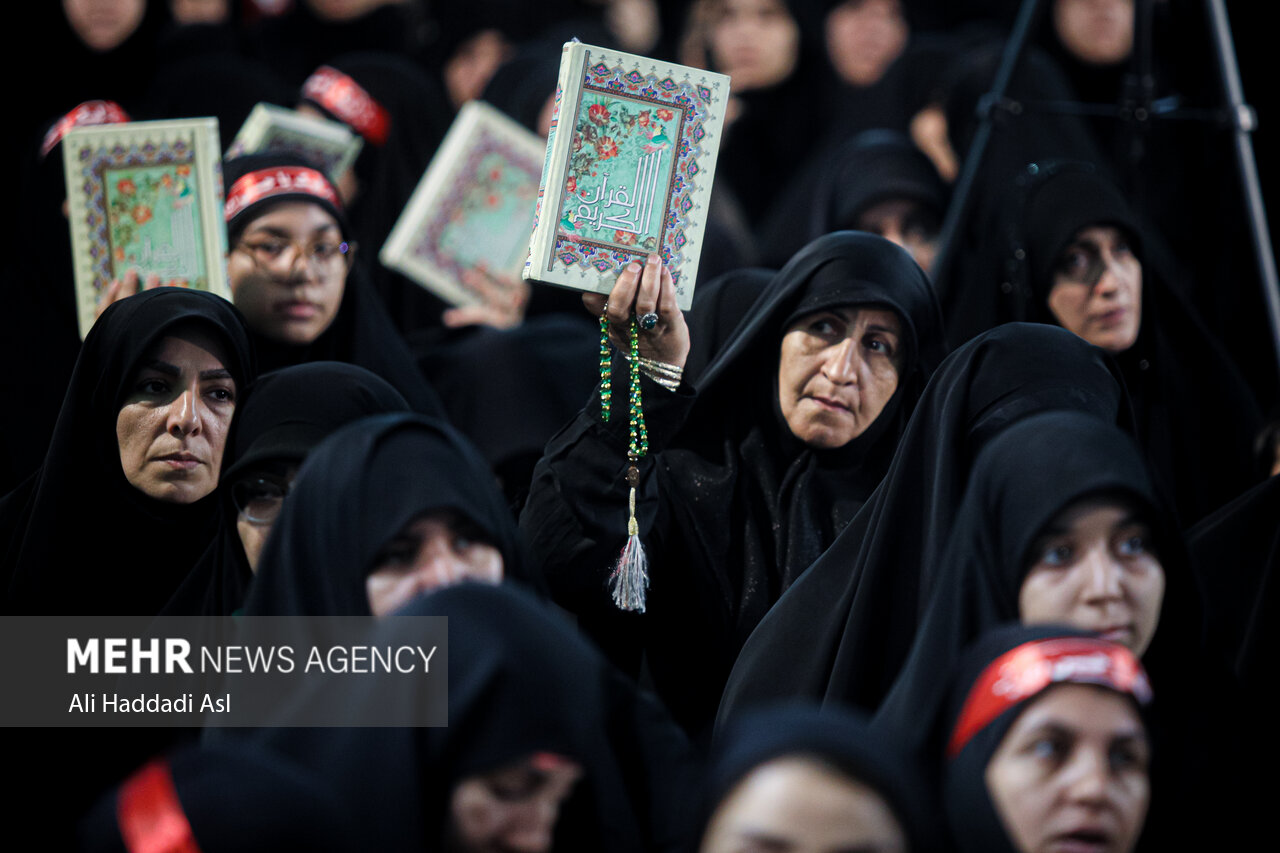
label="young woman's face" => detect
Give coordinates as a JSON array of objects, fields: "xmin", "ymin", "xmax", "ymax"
[
  {"xmin": 447, "ymin": 753, "xmax": 583, "ymax": 853},
  {"xmin": 62, "ymin": 0, "xmax": 145, "ymax": 52},
  {"xmin": 1053, "ymin": 0, "xmax": 1134, "ymax": 66},
  {"xmin": 709, "ymin": 0, "xmax": 801, "ymax": 92},
  {"xmin": 1020, "ymin": 499, "xmax": 1165, "ymax": 656},
  {"xmin": 825, "ymin": 0, "xmax": 909, "ymax": 87},
  {"xmin": 1046, "ymin": 226, "xmax": 1143, "ymax": 355},
  {"xmin": 700, "ymin": 756, "xmax": 908, "ymax": 853},
  {"xmin": 116, "ymin": 331, "xmax": 237, "ymax": 503},
  {"xmin": 777, "ymin": 306, "xmax": 903, "ymax": 449},
  {"xmin": 985, "ymin": 684, "xmax": 1150, "ymax": 853},
  {"xmin": 227, "ymin": 202, "xmax": 348, "ymax": 346},
  {"xmin": 365, "ymin": 511, "xmax": 504, "ymax": 617}
]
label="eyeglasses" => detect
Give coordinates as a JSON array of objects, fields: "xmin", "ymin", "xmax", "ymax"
[
  {"xmin": 231, "ymin": 475, "xmax": 292, "ymax": 525},
  {"xmin": 233, "ymin": 236, "xmax": 355, "ymax": 273}
]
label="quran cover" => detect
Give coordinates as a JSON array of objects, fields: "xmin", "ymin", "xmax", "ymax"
[
  {"xmin": 62, "ymin": 118, "xmax": 232, "ymax": 340},
  {"xmin": 226, "ymin": 102, "xmax": 362, "ymax": 181},
  {"xmin": 523, "ymin": 41, "xmax": 730, "ymax": 311},
  {"xmin": 379, "ymin": 101, "xmax": 544, "ymax": 307}
]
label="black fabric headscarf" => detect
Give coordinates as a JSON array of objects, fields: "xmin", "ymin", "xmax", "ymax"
[
  {"xmin": 705, "ymin": 0, "xmax": 833, "ymax": 231},
  {"xmin": 1013, "ymin": 161, "xmax": 1262, "ymax": 524},
  {"xmin": 932, "ymin": 625, "xmax": 1152, "ymax": 853},
  {"xmin": 244, "ymin": 412, "xmax": 539, "ymax": 617},
  {"xmin": 703, "ymin": 702, "xmax": 937, "ymax": 852},
  {"xmin": 2, "ymin": 288, "xmax": 254, "ymax": 616},
  {"xmin": 718, "ymin": 323, "xmax": 1132, "ymax": 723},
  {"xmin": 931, "ymin": 39, "xmax": 1111, "ymax": 346},
  {"xmin": 873, "ymin": 410, "xmax": 1194, "ymax": 760},
  {"xmin": 160, "ymin": 362, "xmax": 411, "ymax": 617},
  {"xmin": 524, "ymin": 231, "xmax": 943, "ymax": 737},
  {"xmin": 241, "ymin": 583, "xmax": 701, "ymax": 853},
  {"xmin": 872, "ymin": 407, "xmax": 1251, "ymax": 851},
  {"xmin": 222, "ymin": 152, "xmax": 444, "ymax": 415},
  {"xmin": 684, "ymin": 266, "xmax": 776, "ymax": 382},
  {"xmin": 759, "ymin": 128, "xmax": 949, "ymax": 269},
  {"xmin": 80, "ymin": 744, "xmax": 359, "ymax": 853},
  {"xmin": 299, "ymin": 51, "xmax": 453, "ymax": 335}
]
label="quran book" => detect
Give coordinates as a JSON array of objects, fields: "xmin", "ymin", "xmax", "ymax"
[
  {"xmin": 226, "ymin": 103, "xmax": 362, "ymax": 181},
  {"xmin": 523, "ymin": 42, "xmax": 730, "ymax": 311},
  {"xmin": 62, "ymin": 118, "xmax": 232, "ymax": 340},
  {"xmin": 379, "ymin": 101, "xmax": 545, "ymax": 307}
]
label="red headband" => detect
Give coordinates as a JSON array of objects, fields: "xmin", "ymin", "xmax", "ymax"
[
  {"xmin": 947, "ymin": 637, "xmax": 1152, "ymax": 760},
  {"xmin": 117, "ymin": 759, "xmax": 202, "ymax": 853},
  {"xmin": 225, "ymin": 166, "xmax": 342, "ymax": 222},
  {"xmin": 302, "ymin": 66, "xmax": 390, "ymax": 146},
  {"xmin": 41, "ymin": 100, "xmax": 130, "ymax": 159}
]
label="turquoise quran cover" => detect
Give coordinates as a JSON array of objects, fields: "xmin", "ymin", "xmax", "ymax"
[{"xmin": 524, "ymin": 41, "xmax": 730, "ymax": 311}]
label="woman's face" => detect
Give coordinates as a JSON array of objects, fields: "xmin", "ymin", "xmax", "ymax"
[
  {"xmin": 709, "ymin": 0, "xmax": 800, "ymax": 92},
  {"xmin": 985, "ymin": 684, "xmax": 1150, "ymax": 853},
  {"xmin": 227, "ymin": 201, "xmax": 348, "ymax": 346},
  {"xmin": 701, "ymin": 756, "xmax": 908, "ymax": 853},
  {"xmin": 365, "ymin": 511, "xmax": 504, "ymax": 617},
  {"xmin": 1020, "ymin": 499, "xmax": 1165, "ymax": 656},
  {"xmin": 825, "ymin": 0, "xmax": 909, "ymax": 87},
  {"xmin": 777, "ymin": 306, "xmax": 903, "ymax": 449},
  {"xmin": 447, "ymin": 753, "xmax": 583, "ymax": 853},
  {"xmin": 116, "ymin": 331, "xmax": 237, "ymax": 503},
  {"xmin": 1046, "ymin": 226, "xmax": 1142, "ymax": 354},
  {"xmin": 1053, "ymin": 0, "xmax": 1134, "ymax": 66},
  {"xmin": 63, "ymin": 0, "xmax": 145, "ymax": 52}
]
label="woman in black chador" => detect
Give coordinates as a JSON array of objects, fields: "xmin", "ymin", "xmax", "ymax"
[
  {"xmin": 1008, "ymin": 161, "xmax": 1261, "ymax": 524},
  {"xmin": 160, "ymin": 362, "xmax": 411, "ymax": 618},
  {"xmin": 244, "ymin": 412, "xmax": 541, "ymax": 619},
  {"xmin": 700, "ymin": 703, "xmax": 937, "ymax": 852},
  {"xmin": 718, "ymin": 323, "xmax": 1132, "ymax": 723},
  {"xmin": 2, "ymin": 288, "xmax": 254, "ymax": 616},
  {"xmin": 521, "ymin": 231, "xmax": 946, "ymax": 736},
  {"xmin": 221, "ymin": 152, "xmax": 442, "ymax": 415},
  {"xmin": 242, "ymin": 583, "xmax": 702, "ymax": 852}
]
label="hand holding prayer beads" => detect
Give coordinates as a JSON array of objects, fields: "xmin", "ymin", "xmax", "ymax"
[{"xmin": 583, "ymin": 253, "xmax": 691, "ymax": 370}]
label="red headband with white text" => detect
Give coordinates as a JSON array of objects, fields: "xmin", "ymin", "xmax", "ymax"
[
  {"xmin": 302, "ymin": 66, "xmax": 390, "ymax": 146},
  {"xmin": 41, "ymin": 100, "xmax": 130, "ymax": 159},
  {"xmin": 224, "ymin": 167, "xmax": 342, "ymax": 223},
  {"xmin": 947, "ymin": 637, "xmax": 1152, "ymax": 759}
]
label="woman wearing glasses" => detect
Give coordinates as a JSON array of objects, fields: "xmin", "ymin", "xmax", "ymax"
[{"xmin": 221, "ymin": 152, "xmax": 441, "ymax": 415}]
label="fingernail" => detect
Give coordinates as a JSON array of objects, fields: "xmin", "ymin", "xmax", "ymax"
[
  {"xmin": 627, "ymin": 262, "xmax": 642, "ymax": 273},
  {"xmin": 647, "ymin": 253, "xmax": 659, "ymax": 264}
]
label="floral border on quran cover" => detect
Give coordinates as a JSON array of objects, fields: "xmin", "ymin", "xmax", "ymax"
[
  {"xmin": 62, "ymin": 118, "xmax": 232, "ymax": 339},
  {"xmin": 226, "ymin": 103, "xmax": 362, "ymax": 182},
  {"xmin": 525, "ymin": 43, "xmax": 729, "ymax": 311},
  {"xmin": 379, "ymin": 101, "xmax": 543, "ymax": 307}
]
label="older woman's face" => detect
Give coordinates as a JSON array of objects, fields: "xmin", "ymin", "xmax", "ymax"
[
  {"xmin": 709, "ymin": 0, "xmax": 800, "ymax": 92},
  {"xmin": 365, "ymin": 511, "xmax": 504, "ymax": 617},
  {"xmin": 1020, "ymin": 499, "xmax": 1165, "ymax": 656},
  {"xmin": 985, "ymin": 684, "xmax": 1150, "ymax": 853},
  {"xmin": 778, "ymin": 306, "xmax": 903, "ymax": 449},
  {"xmin": 116, "ymin": 331, "xmax": 237, "ymax": 503},
  {"xmin": 701, "ymin": 756, "xmax": 908, "ymax": 853},
  {"xmin": 1047, "ymin": 226, "xmax": 1142, "ymax": 354}
]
